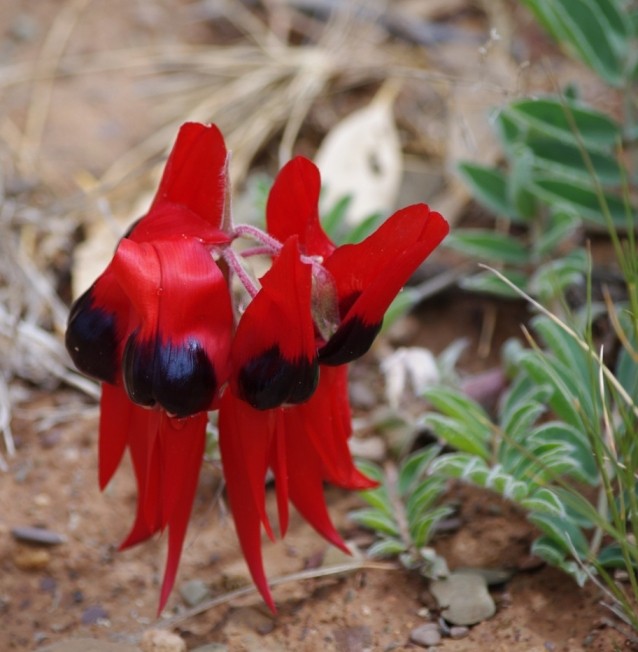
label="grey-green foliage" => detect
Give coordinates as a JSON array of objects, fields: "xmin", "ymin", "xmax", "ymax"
[
  {"xmin": 449, "ymin": 0, "xmax": 637, "ymax": 303},
  {"xmin": 423, "ymin": 312, "xmax": 638, "ymax": 587},
  {"xmin": 350, "ymin": 446, "xmax": 454, "ymax": 561}
]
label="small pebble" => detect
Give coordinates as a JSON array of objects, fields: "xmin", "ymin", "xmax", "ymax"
[
  {"xmin": 12, "ymin": 526, "xmax": 66, "ymax": 546},
  {"xmin": 410, "ymin": 623, "xmax": 442, "ymax": 648},
  {"xmin": 141, "ymin": 629, "xmax": 186, "ymax": 652},
  {"xmin": 179, "ymin": 579, "xmax": 210, "ymax": 607},
  {"xmin": 449, "ymin": 626, "xmax": 470, "ymax": 639},
  {"xmin": 81, "ymin": 604, "xmax": 109, "ymax": 625},
  {"xmin": 40, "ymin": 577, "xmax": 57, "ymax": 594},
  {"xmin": 13, "ymin": 548, "xmax": 51, "ymax": 570}
]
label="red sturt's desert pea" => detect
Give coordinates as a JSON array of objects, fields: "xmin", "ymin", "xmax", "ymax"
[{"xmin": 66, "ymin": 122, "xmax": 449, "ymax": 612}]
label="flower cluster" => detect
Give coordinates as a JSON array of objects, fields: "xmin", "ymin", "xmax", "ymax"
[{"xmin": 66, "ymin": 123, "xmax": 449, "ymax": 612}]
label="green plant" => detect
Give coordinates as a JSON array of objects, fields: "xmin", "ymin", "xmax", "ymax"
[
  {"xmin": 351, "ymin": 0, "xmax": 638, "ymax": 632},
  {"xmin": 350, "ymin": 447, "xmax": 453, "ymax": 573},
  {"xmin": 448, "ymin": 0, "xmax": 637, "ymax": 305},
  {"xmin": 425, "ymin": 265, "xmax": 638, "ymax": 627}
]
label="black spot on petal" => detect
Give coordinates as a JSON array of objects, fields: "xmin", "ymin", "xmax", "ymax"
[
  {"xmin": 153, "ymin": 339, "xmax": 217, "ymax": 417},
  {"xmin": 318, "ymin": 317, "xmax": 382, "ymax": 366},
  {"xmin": 65, "ymin": 289, "xmax": 119, "ymax": 383},
  {"xmin": 123, "ymin": 334, "xmax": 217, "ymax": 417},
  {"xmin": 122, "ymin": 335, "xmax": 156, "ymax": 409},
  {"xmin": 238, "ymin": 346, "xmax": 319, "ymax": 411}
]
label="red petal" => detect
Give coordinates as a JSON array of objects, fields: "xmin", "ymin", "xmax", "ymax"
[
  {"xmin": 112, "ymin": 238, "xmax": 233, "ymax": 415},
  {"xmin": 157, "ymin": 412, "xmax": 207, "ymax": 613},
  {"xmin": 282, "ymin": 407, "xmax": 349, "ymax": 554},
  {"xmin": 151, "ymin": 123, "xmax": 229, "ymax": 229},
  {"xmin": 266, "ymin": 157, "xmax": 335, "ymax": 260},
  {"xmin": 111, "ymin": 239, "xmax": 161, "ymax": 339},
  {"xmin": 270, "ymin": 411, "xmax": 289, "ymax": 537},
  {"xmin": 120, "ymin": 408, "xmax": 162, "ymax": 548},
  {"xmin": 325, "ymin": 205, "xmax": 449, "ymax": 326},
  {"xmin": 218, "ymin": 389, "xmax": 277, "ymax": 612},
  {"xmin": 295, "ymin": 368, "xmax": 377, "ymax": 490},
  {"xmin": 319, "ymin": 206, "xmax": 448, "ymax": 364},
  {"xmin": 98, "ymin": 384, "xmax": 132, "ymax": 490},
  {"xmin": 232, "ymin": 236, "xmax": 318, "ymax": 410},
  {"xmin": 129, "ymin": 203, "xmax": 229, "ymax": 246}
]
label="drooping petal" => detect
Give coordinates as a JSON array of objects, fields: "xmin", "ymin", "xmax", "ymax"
[
  {"xmin": 296, "ymin": 367, "xmax": 377, "ymax": 490},
  {"xmin": 112, "ymin": 238, "xmax": 233, "ymax": 416},
  {"xmin": 266, "ymin": 157, "xmax": 335, "ymax": 260},
  {"xmin": 150, "ymin": 122, "xmax": 229, "ymax": 229},
  {"xmin": 281, "ymin": 407, "xmax": 350, "ymax": 554},
  {"xmin": 319, "ymin": 205, "xmax": 449, "ymax": 365},
  {"xmin": 66, "ymin": 267, "xmax": 129, "ymax": 384},
  {"xmin": 114, "ymin": 406, "xmax": 207, "ymax": 614},
  {"xmin": 98, "ymin": 383, "xmax": 134, "ymax": 490},
  {"xmin": 218, "ymin": 389, "xmax": 277, "ymax": 612},
  {"xmin": 157, "ymin": 412, "xmax": 207, "ymax": 613},
  {"xmin": 232, "ymin": 236, "xmax": 318, "ymax": 411},
  {"xmin": 270, "ymin": 411, "xmax": 289, "ymax": 538},
  {"xmin": 119, "ymin": 407, "xmax": 163, "ymax": 548}
]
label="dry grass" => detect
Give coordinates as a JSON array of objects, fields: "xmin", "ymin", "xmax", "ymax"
[{"xmin": 0, "ymin": 0, "xmax": 515, "ymax": 468}]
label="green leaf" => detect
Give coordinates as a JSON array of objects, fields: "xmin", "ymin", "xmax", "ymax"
[
  {"xmin": 444, "ymin": 229, "xmax": 530, "ymax": 265},
  {"xmin": 529, "ymin": 422, "xmax": 598, "ymax": 485},
  {"xmin": 521, "ymin": 0, "xmax": 628, "ymax": 86},
  {"xmin": 425, "ymin": 387, "xmax": 492, "ymax": 424},
  {"xmin": 531, "ymin": 312, "xmax": 590, "ymax": 381},
  {"xmin": 597, "ymin": 544, "xmax": 637, "ymax": 569},
  {"xmin": 517, "ymin": 351, "xmax": 585, "ymax": 430},
  {"xmin": 500, "ymin": 400, "xmax": 547, "ymax": 440},
  {"xmin": 406, "ymin": 477, "xmax": 447, "ymax": 524},
  {"xmin": 499, "ymin": 373, "xmax": 553, "ymax": 427},
  {"xmin": 504, "ymin": 98, "xmax": 622, "ymax": 148},
  {"xmin": 509, "ymin": 145, "xmax": 538, "ymax": 219},
  {"xmin": 410, "ymin": 506, "xmax": 456, "ymax": 548},
  {"xmin": 529, "ymin": 252, "xmax": 587, "ymax": 302},
  {"xmin": 349, "ymin": 509, "xmax": 400, "ymax": 537},
  {"xmin": 367, "ymin": 538, "xmax": 407, "ymax": 559},
  {"xmin": 511, "ymin": 441, "xmax": 579, "ymax": 483},
  {"xmin": 486, "ymin": 467, "xmax": 530, "ymax": 501},
  {"xmin": 422, "ymin": 414, "xmax": 491, "ymax": 459},
  {"xmin": 535, "ymin": 211, "xmax": 582, "ymax": 257},
  {"xmin": 381, "ymin": 289, "xmax": 419, "ymax": 332},
  {"xmin": 429, "ymin": 453, "xmax": 491, "ymax": 485},
  {"xmin": 423, "ymin": 387, "xmax": 493, "ymax": 459},
  {"xmin": 530, "ymin": 176, "xmax": 630, "ymax": 227},
  {"xmin": 532, "ymin": 535, "xmax": 567, "ymax": 566},
  {"xmin": 398, "ymin": 445, "xmax": 442, "ymax": 496},
  {"xmin": 495, "ymin": 110, "xmax": 522, "ymax": 151},
  {"xmin": 457, "ymin": 163, "xmax": 514, "ymax": 218},
  {"xmin": 321, "ymin": 194, "xmax": 352, "ymax": 240},
  {"xmin": 460, "ymin": 269, "xmax": 528, "ymax": 298},
  {"xmin": 615, "ymin": 326, "xmax": 638, "ymax": 398},
  {"xmin": 528, "ymin": 512, "xmax": 589, "ymax": 556},
  {"xmin": 520, "ymin": 487, "xmax": 566, "ymax": 516},
  {"xmin": 526, "ymin": 137, "xmax": 624, "ymax": 186},
  {"xmin": 359, "ymin": 485, "xmax": 394, "ymax": 516}
]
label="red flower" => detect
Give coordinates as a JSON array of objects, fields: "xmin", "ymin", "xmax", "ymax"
[
  {"xmin": 65, "ymin": 121, "xmax": 449, "ymax": 614},
  {"xmin": 267, "ymin": 156, "xmax": 449, "ymax": 364},
  {"xmin": 66, "ymin": 123, "xmax": 233, "ymax": 613},
  {"xmin": 219, "ymin": 366, "xmax": 375, "ymax": 611}
]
